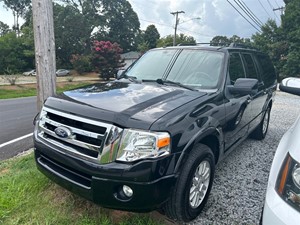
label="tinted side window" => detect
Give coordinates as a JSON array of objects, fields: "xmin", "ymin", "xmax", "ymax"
[
  {"xmin": 255, "ymin": 54, "xmax": 276, "ymax": 87},
  {"xmin": 228, "ymin": 53, "xmax": 245, "ymax": 83},
  {"xmin": 242, "ymin": 53, "xmax": 259, "ymax": 80}
]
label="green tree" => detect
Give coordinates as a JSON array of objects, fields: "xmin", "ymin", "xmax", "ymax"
[
  {"xmin": 0, "ymin": 21, "xmax": 10, "ymax": 36},
  {"xmin": 94, "ymin": 0, "xmax": 140, "ymax": 52},
  {"xmin": 20, "ymin": 26, "xmax": 35, "ymax": 70},
  {"xmin": 252, "ymin": 19, "xmax": 287, "ymax": 79},
  {"xmin": 53, "ymin": 3, "xmax": 93, "ymax": 67},
  {"xmin": 70, "ymin": 54, "xmax": 92, "ymax": 74},
  {"xmin": 137, "ymin": 41, "xmax": 149, "ymax": 53},
  {"xmin": 143, "ymin": 24, "xmax": 160, "ymax": 49},
  {"xmin": 210, "ymin": 35, "xmax": 229, "ymax": 45},
  {"xmin": 60, "ymin": 0, "xmax": 140, "ymax": 52},
  {"xmin": 91, "ymin": 40, "xmax": 124, "ymax": 80},
  {"xmin": 229, "ymin": 35, "xmax": 251, "ymax": 44},
  {"xmin": 1, "ymin": 0, "xmax": 31, "ymax": 34},
  {"xmin": 210, "ymin": 35, "xmax": 251, "ymax": 46},
  {"xmin": 58, "ymin": 0, "xmax": 105, "ymax": 34},
  {"xmin": 157, "ymin": 33, "xmax": 196, "ymax": 47},
  {"xmin": 0, "ymin": 32, "xmax": 27, "ymax": 73},
  {"xmin": 281, "ymin": 0, "xmax": 300, "ymax": 77}
]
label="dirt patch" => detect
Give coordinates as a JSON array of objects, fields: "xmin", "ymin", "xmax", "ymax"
[
  {"xmin": 0, "ymin": 168, "xmax": 9, "ymax": 176},
  {"xmin": 108, "ymin": 210, "xmax": 133, "ymax": 224}
]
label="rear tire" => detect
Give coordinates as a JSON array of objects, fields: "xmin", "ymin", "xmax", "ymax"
[
  {"xmin": 163, "ymin": 144, "xmax": 215, "ymax": 222},
  {"xmin": 251, "ymin": 106, "xmax": 271, "ymax": 140}
]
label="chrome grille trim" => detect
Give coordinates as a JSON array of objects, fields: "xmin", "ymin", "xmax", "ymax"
[
  {"xmin": 39, "ymin": 126, "xmax": 100, "ymax": 152},
  {"xmin": 43, "ymin": 116, "xmax": 106, "ymax": 138},
  {"xmin": 37, "ymin": 107, "xmax": 123, "ymax": 164},
  {"xmin": 42, "ymin": 107, "xmax": 114, "ymax": 131}
]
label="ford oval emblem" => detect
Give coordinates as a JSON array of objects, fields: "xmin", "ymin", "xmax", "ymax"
[{"xmin": 54, "ymin": 127, "xmax": 71, "ymax": 138}]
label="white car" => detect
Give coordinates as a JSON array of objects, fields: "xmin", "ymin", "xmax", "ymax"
[
  {"xmin": 56, "ymin": 69, "xmax": 70, "ymax": 76},
  {"xmin": 262, "ymin": 115, "xmax": 300, "ymax": 224},
  {"xmin": 23, "ymin": 69, "xmax": 36, "ymax": 76}
]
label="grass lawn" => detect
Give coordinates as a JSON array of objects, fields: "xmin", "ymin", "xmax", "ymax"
[
  {"xmin": 0, "ymin": 82, "xmax": 97, "ymax": 99},
  {"xmin": 0, "ymin": 153, "xmax": 166, "ymax": 225}
]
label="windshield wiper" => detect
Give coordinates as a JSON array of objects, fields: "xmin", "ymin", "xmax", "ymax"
[{"xmin": 155, "ymin": 79, "xmax": 197, "ymax": 91}]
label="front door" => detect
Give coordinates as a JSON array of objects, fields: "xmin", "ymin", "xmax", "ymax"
[{"xmin": 223, "ymin": 52, "xmax": 252, "ymax": 150}]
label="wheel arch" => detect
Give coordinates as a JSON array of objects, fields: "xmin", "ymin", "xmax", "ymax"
[{"xmin": 174, "ymin": 127, "xmax": 222, "ymax": 174}]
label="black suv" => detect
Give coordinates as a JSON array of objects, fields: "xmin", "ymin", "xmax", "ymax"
[{"xmin": 34, "ymin": 44, "xmax": 276, "ymax": 222}]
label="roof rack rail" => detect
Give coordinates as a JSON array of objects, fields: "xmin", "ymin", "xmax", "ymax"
[
  {"xmin": 196, "ymin": 42, "xmax": 231, "ymax": 47},
  {"xmin": 175, "ymin": 42, "xmax": 258, "ymax": 50},
  {"xmin": 177, "ymin": 43, "xmax": 197, "ymax": 46},
  {"xmin": 229, "ymin": 42, "xmax": 258, "ymax": 50}
]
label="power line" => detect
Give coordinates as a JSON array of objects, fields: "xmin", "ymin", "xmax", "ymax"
[
  {"xmin": 234, "ymin": 0, "xmax": 263, "ymax": 28},
  {"xmin": 257, "ymin": 0, "xmax": 272, "ymax": 18},
  {"xmin": 177, "ymin": 28, "xmax": 214, "ymax": 38},
  {"xmin": 139, "ymin": 18, "xmax": 173, "ymax": 29},
  {"xmin": 226, "ymin": 0, "xmax": 261, "ymax": 33},
  {"xmin": 266, "ymin": 0, "xmax": 280, "ymax": 20},
  {"xmin": 140, "ymin": 17, "xmax": 213, "ymax": 40},
  {"xmin": 274, "ymin": 0, "xmax": 280, "ymax": 8},
  {"xmin": 238, "ymin": 0, "xmax": 264, "ymax": 26}
]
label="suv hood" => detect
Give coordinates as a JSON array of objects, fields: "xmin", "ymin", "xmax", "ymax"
[{"xmin": 51, "ymin": 81, "xmax": 206, "ymax": 129}]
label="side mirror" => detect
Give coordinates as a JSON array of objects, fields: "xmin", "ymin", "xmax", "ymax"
[
  {"xmin": 116, "ymin": 69, "xmax": 125, "ymax": 79},
  {"xmin": 228, "ymin": 78, "xmax": 259, "ymax": 96}
]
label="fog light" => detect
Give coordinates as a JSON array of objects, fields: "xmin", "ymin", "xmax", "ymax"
[{"xmin": 122, "ymin": 185, "xmax": 133, "ymax": 198}]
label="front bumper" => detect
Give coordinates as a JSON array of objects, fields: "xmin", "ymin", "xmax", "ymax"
[
  {"xmin": 34, "ymin": 136, "xmax": 177, "ymax": 212},
  {"xmin": 262, "ymin": 186, "xmax": 300, "ymax": 225}
]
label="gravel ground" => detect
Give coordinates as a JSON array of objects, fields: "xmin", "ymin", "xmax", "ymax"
[{"xmin": 189, "ymin": 91, "xmax": 300, "ymax": 225}]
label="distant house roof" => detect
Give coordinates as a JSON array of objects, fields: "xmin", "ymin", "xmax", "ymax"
[{"xmin": 121, "ymin": 51, "xmax": 141, "ymax": 60}]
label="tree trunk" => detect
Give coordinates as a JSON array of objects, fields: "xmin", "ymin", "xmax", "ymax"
[{"xmin": 32, "ymin": 0, "xmax": 56, "ymax": 110}]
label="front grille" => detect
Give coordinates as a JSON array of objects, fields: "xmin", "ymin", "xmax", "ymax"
[{"xmin": 37, "ymin": 107, "xmax": 123, "ymax": 164}]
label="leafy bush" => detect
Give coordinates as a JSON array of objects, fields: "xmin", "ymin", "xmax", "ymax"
[
  {"xmin": 91, "ymin": 41, "xmax": 124, "ymax": 80},
  {"xmin": 70, "ymin": 54, "xmax": 92, "ymax": 74}
]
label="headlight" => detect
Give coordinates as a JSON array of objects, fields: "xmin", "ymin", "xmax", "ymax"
[
  {"xmin": 116, "ymin": 129, "xmax": 170, "ymax": 162},
  {"xmin": 292, "ymin": 165, "xmax": 300, "ymax": 189},
  {"xmin": 276, "ymin": 154, "xmax": 300, "ymax": 212}
]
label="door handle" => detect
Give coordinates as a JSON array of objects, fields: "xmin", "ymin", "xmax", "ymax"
[{"xmin": 247, "ymin": 96, "xmax": 251, "ymax": 104}]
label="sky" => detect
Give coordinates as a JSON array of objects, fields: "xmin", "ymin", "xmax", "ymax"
[{"xmin": 0, "ymin": 0, "xmax": 285, "ymax": 42}]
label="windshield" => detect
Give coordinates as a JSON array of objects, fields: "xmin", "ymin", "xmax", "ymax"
[
  {"xmin": 125, "ymin": 49, "xmax": 224, "ymax": 89},
  {"xmin": 126, "ymin": 49, "xmax": 177, "ymax": 80}
]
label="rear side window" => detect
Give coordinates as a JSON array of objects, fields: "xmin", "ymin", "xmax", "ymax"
[
  {"xmin": 255, "ymin": 54, "xmax": 276, "ymax": 87},
  {"xmin": 242, "ymin": 53, "xmax": 260, "ymax": 80},
  {"xmin": 228, "ymin": 53, "xmax": 245, "ymax": 83}
]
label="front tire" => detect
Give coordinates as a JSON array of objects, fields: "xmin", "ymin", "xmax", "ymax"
[
  {"xmin": 164, "ymin": 144, "xmax": 215, "ymax": 222},
  {"xmin": 251, "ymin": 106, "xmax": 271, "ymax": 140}
]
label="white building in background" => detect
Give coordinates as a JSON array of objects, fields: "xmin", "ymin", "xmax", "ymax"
[{"xmin": 121, "ymin": 51, "xmax": 141, "ymax": 69}]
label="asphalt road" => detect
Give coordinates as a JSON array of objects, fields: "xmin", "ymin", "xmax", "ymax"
[{"xmin": 0, "ymin": 96, "xmax": 38, "ymax": 160}]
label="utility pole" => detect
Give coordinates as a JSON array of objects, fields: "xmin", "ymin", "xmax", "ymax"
[
  {"xmin": 273, "ymin": 7, "xmax": 285, "ymax": 16},
  {"xmin": 170, "ymin": 11, "xmax": 185, "ymax": 46},
  {"xmin": 32, "ymin": 0, "xmax": 56, "ymax": 110}
]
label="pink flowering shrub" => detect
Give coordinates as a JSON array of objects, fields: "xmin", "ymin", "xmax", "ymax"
[{"xmin": 91, "ymin": 41, "xmax": 124, "ymax": 80}]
